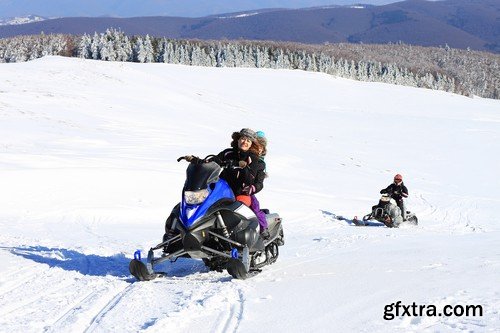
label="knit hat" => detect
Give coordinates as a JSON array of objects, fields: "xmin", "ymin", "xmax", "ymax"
[
  {"xmin": 256, "ymin": 130, "xmax": 267, "ymax": 147},
  {"xmin": 239, "ymin": 128, "xmax": 257, "ymax": 142}
]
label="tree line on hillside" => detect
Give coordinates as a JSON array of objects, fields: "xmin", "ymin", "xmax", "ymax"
[{"xmin": 0, "ymin": 29, "xmax": 498, "ymax": 99}]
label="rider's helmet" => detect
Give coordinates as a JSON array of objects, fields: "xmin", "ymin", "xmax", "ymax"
[{"xmin": 394, "ymin": 174, "xmax": 403, "ymax": 183}]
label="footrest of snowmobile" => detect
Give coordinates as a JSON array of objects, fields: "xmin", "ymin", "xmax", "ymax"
[{"xmin": 129, "ymin": 259, "xmax": 160, "ymax": 281}]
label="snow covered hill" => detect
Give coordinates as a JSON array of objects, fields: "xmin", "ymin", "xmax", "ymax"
[
  {"xmin": 0, "ymin": 56, "xmax": 499, "ymax": 332},
  {"xmin": 0, "ymin": 15, "xmax": 46, "ymax": 26}
]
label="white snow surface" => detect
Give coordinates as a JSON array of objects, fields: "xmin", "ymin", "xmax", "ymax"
[{"xmin": 0, "ymin": 56, "xmax": 499, "ymax": 332}]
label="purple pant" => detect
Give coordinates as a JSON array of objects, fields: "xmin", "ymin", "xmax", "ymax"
[{"xmin": 250, "ymin": 195, "xmax": 268, "ymax": 230}]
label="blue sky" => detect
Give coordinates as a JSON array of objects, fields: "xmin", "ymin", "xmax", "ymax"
[{"xmin": 0, "ymin": 0, "xmax": 397, "ymax": 18}]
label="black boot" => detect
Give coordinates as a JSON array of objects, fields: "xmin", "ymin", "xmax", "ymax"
[{"xmin": 260, "ymin": 228, "xmax": 270, "ymax": 240}]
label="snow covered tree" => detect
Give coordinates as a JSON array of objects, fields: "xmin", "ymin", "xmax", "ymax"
[
  {"xmin": 78, "ymin": 34, "xmax": 92, "ymax": 59},
  {"xmin": 0, "ymin": 33, "xmax": 498, "ymax": 99}
]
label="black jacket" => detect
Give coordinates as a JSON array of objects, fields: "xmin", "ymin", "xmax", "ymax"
[
  {"xmin": 253, "ymin": 158, "xmax": 266, "ymax": 194},
  {"xmin": 381, "ymin": 182, "xmax": 408, "ymax": 202},
  {"xmin": 216, "ymin": 148, "xmax": 259, "ymax": 195}
]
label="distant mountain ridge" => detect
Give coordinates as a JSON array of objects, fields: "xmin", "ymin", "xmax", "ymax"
[
  {"xmin": 0, "ymin": 0, "xmax": 498, "ymax": 53},
  {"xmin": 0, "ymin": 15, "xmax": 47, "ymax": 26},
  {"xmin": 0, "ymin": 0, "xmax": 390, "ymax": 18}
]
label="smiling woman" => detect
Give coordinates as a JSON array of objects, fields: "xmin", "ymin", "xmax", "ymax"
[{"xmin": 215, "ymin": 128, "xmax": 262, "ymax": 206}]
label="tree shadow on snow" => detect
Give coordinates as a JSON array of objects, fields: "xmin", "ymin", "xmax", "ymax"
[{"xmin": 3, "ymin": 245, "xmax": 131, "ymax": 278}]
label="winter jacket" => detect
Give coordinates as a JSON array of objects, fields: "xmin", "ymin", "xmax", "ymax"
[
  {"xmin": 381, "ymin": 182, "xmax": 408, "ymax": 202},
  {"xmin": 216, "ymin": 148, "xmax": 259, "ymax": 196},
  {"xmin": 253, "ymin": 158, "xmax": 266, "ymax": 194}
]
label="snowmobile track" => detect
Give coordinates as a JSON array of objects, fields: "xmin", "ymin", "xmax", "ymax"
[
  {"xmin": 83, "ymin": 283, "xmax": 136, "ymax": 333},
  {"xmin": 43, "ymin": 289, "xmax": 102, "ymax": 333},
  {"xmin": 218, "ymin": 288, "xmax": 245, "ymax": 333},
  {"xmin": 0, "ymin": 278, "xmax": 77, "ymax": 317}
]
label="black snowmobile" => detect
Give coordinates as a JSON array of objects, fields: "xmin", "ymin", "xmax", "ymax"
[
  {"xmin": 358, "ymin": 192, "xmax": 418, "ymax": 228},
  {"xmin": 129, "ymin": 155, "xmax": 284, "ymax": 281}
]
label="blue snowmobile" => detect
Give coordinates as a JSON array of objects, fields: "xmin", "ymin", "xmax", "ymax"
[{"xmin": 129, "ymin": 155, "xmax": 284, "ymax": 280}]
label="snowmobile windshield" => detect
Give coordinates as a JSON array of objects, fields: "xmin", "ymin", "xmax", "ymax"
[{"xmin": 184, "ymin": 161, "xmax": 221, "ymax": 191}]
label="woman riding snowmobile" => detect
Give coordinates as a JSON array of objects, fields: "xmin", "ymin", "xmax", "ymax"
[{"xmin": 129, "ymin": 129, "xmax": 284, "ymax": 281}]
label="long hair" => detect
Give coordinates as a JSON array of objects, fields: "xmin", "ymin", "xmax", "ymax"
[
  {"xmin": 257, "ymin": 136, "xmax": 267, "ymax": 157},
  {"xmin": 231, "ymin": 131, "xmax": 262, "ymax": 156}
]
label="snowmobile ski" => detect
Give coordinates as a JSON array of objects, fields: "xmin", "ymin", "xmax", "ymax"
[
  {"xmin": 332, "ymin": 214, "xmax": 366, "ymax": 226},
  {"xmin": 129, "ymin": 259, "xmax": 161, "ymax": 281},
  {"xmin": 331, "ymin": 213, "xmax": 384, "ymax": 227},
  {"xmin": 226, "ymin": 258, "xmax": 261, "ymax": 279},
  {"xmin": 352, "ymin": 216, "xmax": 366, "ymax": 226}
]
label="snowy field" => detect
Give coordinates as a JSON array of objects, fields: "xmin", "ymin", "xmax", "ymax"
[{"xmin": 1, "ymin": 56, "xmax": 499, "ymax": 332}]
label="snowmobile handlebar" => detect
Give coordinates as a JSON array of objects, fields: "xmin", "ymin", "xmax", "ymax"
[
  {"xmin": 380, "ymin": 189, "xmax": 397, "ymax": 195},
  {"xmin": 177, "ymin": 154, "xmax": 227, "ymax": 166}
]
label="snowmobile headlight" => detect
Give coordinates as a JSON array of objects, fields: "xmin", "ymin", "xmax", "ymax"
[{"xmin": 184, "ymin": 189, "xmax": 209, "ymax": 205}]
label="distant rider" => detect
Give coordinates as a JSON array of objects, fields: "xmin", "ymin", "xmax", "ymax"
[{"xmin": 380, "ymin": 174, "xmax": 408, "ymax": 220}]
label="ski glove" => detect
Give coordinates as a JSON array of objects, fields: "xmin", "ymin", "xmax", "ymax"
[{"xmin": 241, "ymin": 185, "xmax": 255, "ymax": 196}]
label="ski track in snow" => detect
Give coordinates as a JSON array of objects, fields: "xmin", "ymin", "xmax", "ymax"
[
  {"xmin": 83, "ymin": 283, "xmax": 136, "ymax": 333},
  {"xmin": 0, "ymin": 260, "xmax": 242, "ymax": 332},
  {"xmin": 44, "ymin": 282, "xmax": 131, "ymax": 333},
  {"xmin": 161, "ymin": 273, "xmax": 244, "ymax": 332},
  {"xmin": 0, "ymin": 228, "xmax": 251, "ymax": 333}
]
